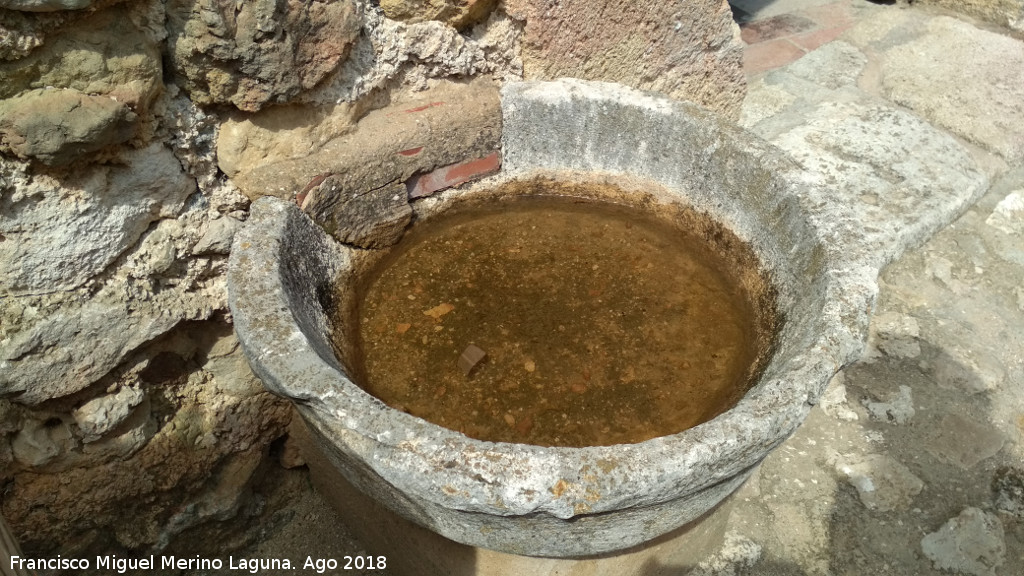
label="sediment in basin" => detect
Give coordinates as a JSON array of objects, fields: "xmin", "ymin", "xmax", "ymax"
[{"xmin": 341, "ymin": 183, "xmax": 779, "ymax": 447}]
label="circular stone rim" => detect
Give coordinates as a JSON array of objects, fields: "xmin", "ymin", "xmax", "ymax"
[{"xmin": 228, "ymin": 80, "xmax": 873, "ymax": 557}]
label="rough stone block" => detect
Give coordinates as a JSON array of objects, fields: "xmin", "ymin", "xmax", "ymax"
[
  {"xmin": 741, "ymin": 42, "xmax": 988, "ymax": 272},
  {"xmin": 504, "ymin": 0, "xmax": 746, "ymax": 118},
  {"xmin": 11, "ymin": 417, "xmax": 75, "ymax": 469},
  {"xmin": 220, "ymin": 78, "xmax": 502, "ymax": 202},
  {"xmin": 0, "ymin": 6, "xmax": 163, "ymax": 112},
  {"xmin": 380, "ymin": 0, "xmax": 498, "ymax": 30},
  {"xmin": 0, "ymin": 144, "xmax": 199, "ymax": 405},
  {"xmin": 868, "ymin": 311, "xmax": 920, "ymax": 359},
  {"xmin": 72, "ymin": 387, "xmax": 145, "ymax": 442},
  {"xmin": 0, "ymin": 89, "xmax": 136, "ymax": 166},
  {"xmin": 192, "ymin": 215, "xmax": 243, "ymax": 256},
  {"xmin": 215, "ymin": 101, "xmax": 363, "ymax": 183},
  {"xmin": 166, "ymin": 0, "xmax": 361, "ymax": 111},
  {"xmin": 303, "ymin": 178, "xmax": 413, "ymax": 248},
  {"xmin": 985, "ymin": 190, "xmax": 1024, "ymax": 235}
]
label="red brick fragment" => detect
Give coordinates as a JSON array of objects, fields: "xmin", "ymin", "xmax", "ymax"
[
  {"xmin": 398, "ymin": 146, "xmax": 424, "ymax": 157},
  {"xmin": 296, "ymin": 172, "xmax": 332, "ymax": 209},
  {"xmin": 406, "ymin": 151, "xmax": 501, "ymax": 199},
  {"xmin": 404, "ymin": 102, "xmax": 445, "ymax": 114}
]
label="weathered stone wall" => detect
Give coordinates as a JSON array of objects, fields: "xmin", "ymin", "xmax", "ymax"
[{"xmin": 0, "ymin": 0, "xmax": 744, "ymax": 556}]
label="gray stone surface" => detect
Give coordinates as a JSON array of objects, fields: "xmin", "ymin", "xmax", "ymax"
[
  {"xmin": 922, "ymin": 507, "xmax": 1005, "ymax": 576},
  {"xmin": 863, "ymin": 385, "xmax": 915, "ymax": 424},
  {"xmin": 986, "ymin": 189, "xmax": 1024, "ymax": 235},
  {"xmin": 191, "ymin": 215, "xmax": 242, "ymax": 256},
  {"xmin": 11, "ymin": 417, "xmax": 75, "ymax": 469},
  {"xmin": 929, "ymin": 345, "xmax": 1007, "ymax": 394},
  {"xmin": 0, "ymin": 0, "xmax": 91, "ymax": 10},
  {"xmin": 784, "ymin": 41, "xmax": 867, "ymax": 90},
  {"xmin": 992, "ymin": 466, "xmax": 1024, "ymax": 518},
  {"xmin": 228, "ymin": 78, "xmax": 981, "ymax": 557},
  {"xmin": 818, "ymin": 372, "xmax": 859, "ymax": 422},
  {"xmin": 1, "ymin": 299, "xmax": 178, "ymax": 405},
  {"xmin": 912, "ymin": 0, "xmax": 1024, "ymax": 34},
  {"xmin": 0, "ymin": 144, "xmax": 194, "ymax": 296}
]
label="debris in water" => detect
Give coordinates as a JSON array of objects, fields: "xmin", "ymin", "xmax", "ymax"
[
  {"xmin": 504, "ymin": 413, "xmax": 516, "ymax": 426},
  {"xmin": 515, "ymin": 414, "xmax": 533, "ymax": 435},
  {"xmin": 424, "ymin": 302, "xmax": 455, "ymax": 320},
  {"xmin": 350, "ymin": 196, "xmax": 772, "ymax": 447},
  {"xmin": 458, "ymin": 344, "xmax": 487, "ymax": 376},
  {"xmin": 395, "ymin": 323, "xmax": 412, "ymax": 334}
]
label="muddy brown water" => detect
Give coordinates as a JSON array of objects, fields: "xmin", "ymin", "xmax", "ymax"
[{"xmin": 338, "ymin": 193, "xmax": 777, "ymax": 447}]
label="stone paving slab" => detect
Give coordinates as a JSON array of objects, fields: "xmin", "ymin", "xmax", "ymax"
[
  {"xmin": 714, "ymin": 2, "xmax": 1024, "ymax": 575},
  {"xmin": 874, "ymin": 15, "xmax": 1024, "ymax": 162},
  {"xmin": 739, "ymin": 0, "xmax": 857, "ymax": 74},
  {"xmin": 742, "ymin": 38, "xmax": 988, "ymax": 270}
]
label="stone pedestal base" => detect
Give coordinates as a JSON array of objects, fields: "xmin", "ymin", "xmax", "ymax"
[{"xmin": 291, "ymin": 417, "xmax": 735, "ymax": 576}]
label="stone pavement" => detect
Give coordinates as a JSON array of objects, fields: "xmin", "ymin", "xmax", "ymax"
[
  {"xmin": 703, "ymin": 1, "xmax": 1024, "ymax": 575},
  {"xmin": 207, "ymin": 2, "xmax": 1024, "ymax": 575}
]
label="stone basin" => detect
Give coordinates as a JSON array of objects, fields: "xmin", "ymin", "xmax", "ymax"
[{"xmin": 227, "ymin": 79, "xmax": 982, "ymax": 559}]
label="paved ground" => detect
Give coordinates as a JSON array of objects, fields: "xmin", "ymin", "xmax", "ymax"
[{"xmin": 206, "ymin": 2, "xmax": 1024, "ymax": 575}]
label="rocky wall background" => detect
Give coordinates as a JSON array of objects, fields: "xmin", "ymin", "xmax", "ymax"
[{"xmin": 0, "ymin": 0, "xmax": 745, "ymax": 557}]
